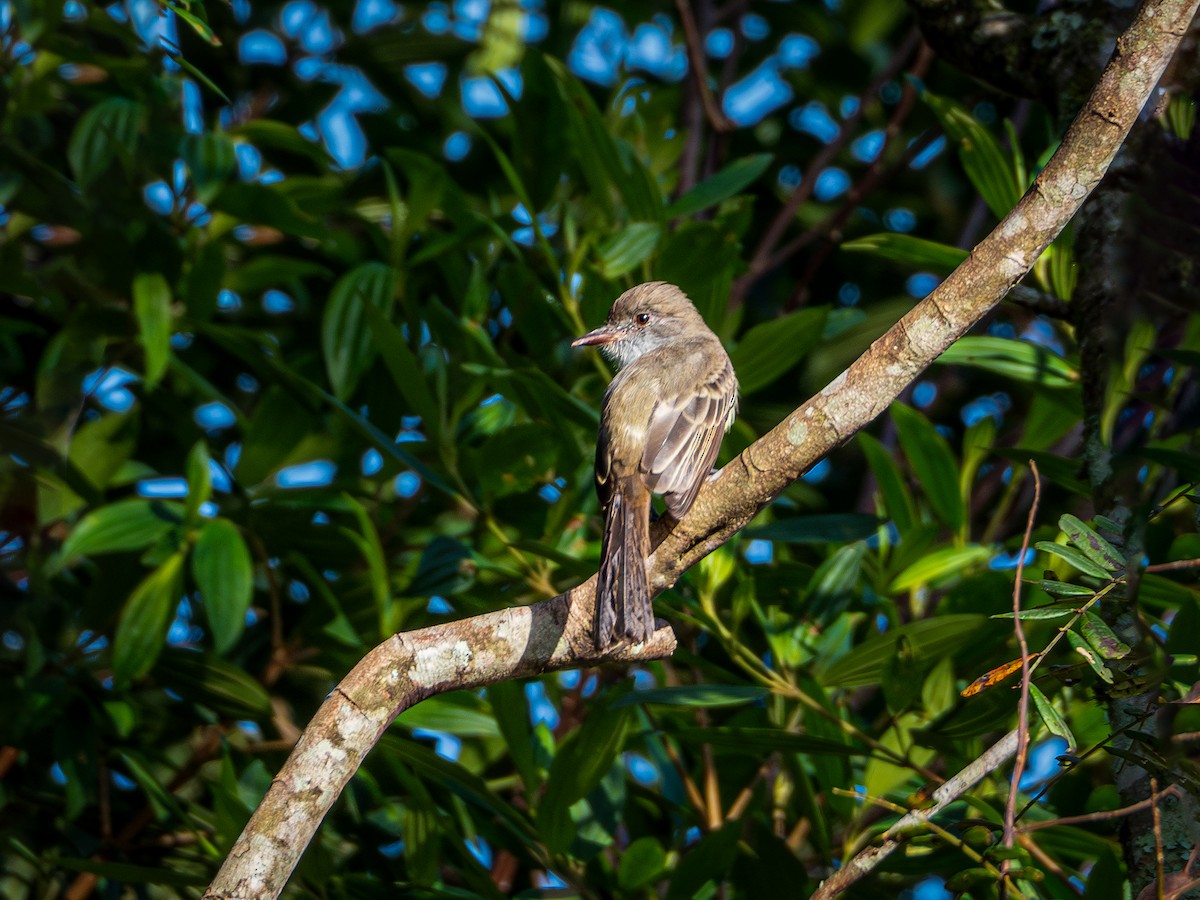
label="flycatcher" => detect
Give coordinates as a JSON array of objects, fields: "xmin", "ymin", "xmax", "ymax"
[{"xmin": 573, "ymin": 282, "xmax": 738, "ymax": 650}]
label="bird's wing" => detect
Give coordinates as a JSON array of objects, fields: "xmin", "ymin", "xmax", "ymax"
[{"xmin": 642, "ymin": 359, "xmax": 737, "ymax": 519}]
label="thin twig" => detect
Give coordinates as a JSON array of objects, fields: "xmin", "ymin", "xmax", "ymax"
[
  {"xmin": 1018, "ymin": 834, "xmax": 1083, "ymax": 895},
  {"xmin": 1152, "ymin": 777, "xmax": 1165, "ymax": 900},
  {"xmin": 1003, "ymin": 461, "xmax": 1041, "ymax": 896},
  {"xmin": 811, "ymin": 729, "xmax": 1021, "ymax": 899},
  {"xmin": 785, "ymin": 43, "xmax": 935, "ymax": 308},
  {"xmin": 675, "ymin": 0, "xmax": 734, "ymax": 134},
  {"xmin": 830, "ymin": 787, "xmax": 1029, "ymax": 899},
  {"xmin": 1007, "ymin": 285, "xmax": 1071, "ymax": 317},
  {"xmin": 1145, "ymin": 557, "xmax": 1200, "ymax": 573},
  {"xmin": 731, "ymin": 30, "xmax": 920, "ymax": 304},
  {"xmin": 1020, "ymin": 785, "xmax": 1182, "ymax": 831}
]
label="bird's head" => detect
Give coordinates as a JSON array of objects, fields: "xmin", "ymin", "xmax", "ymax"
[{"xmin": 572, "ymin": 282, "xmax": 706, "ymax": 367}]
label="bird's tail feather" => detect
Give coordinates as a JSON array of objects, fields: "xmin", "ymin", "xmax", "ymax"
[{"xmin": 595, "ymin": 484, "xmax": 652, "ymax": 650}]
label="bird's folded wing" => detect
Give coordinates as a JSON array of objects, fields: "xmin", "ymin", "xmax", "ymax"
[{"xmin": 642, "ymin": 364, "xmax": 736, "ymax": 518}]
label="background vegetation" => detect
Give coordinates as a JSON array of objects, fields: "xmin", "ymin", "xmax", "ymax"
[{"xmin": 2, "ymin": 0, "xmax": 1198, "ymax": 897}]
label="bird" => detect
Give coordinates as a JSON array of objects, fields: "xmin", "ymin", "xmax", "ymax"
[{"xmin": 572, "ymin": 282, "xmax": 738, "ymax": 651}]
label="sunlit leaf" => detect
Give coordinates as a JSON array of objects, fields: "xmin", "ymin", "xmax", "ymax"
[
  {"xmin": 112, "ymin": 553, "xmax": 185, "ymax": 685},
  {"xmin": 193, "ymin": 518, "xmax": 253, "ymax": 654},
  {"xmin": 666, "ymin": 153, "xmax": 773, "ymax": 218},
  {"xmin": 730, "ymin": 307, "xmax": 829, "ymax": 394},
  {"xmin": 67, "ymin": 97, "xmax": 142, "ymax": 186},
  {"xmin": 1030, "ymin": 683, "xmax": 1075, "ymax": 750},
  {"xmin": 132, "ymin": 273, "xmax": 172, "ymax": 389},
  {"xmin": 842, "ymin": 233, "xmax": 967, "ymax": 272},
  {"xmin": 1059, "ymin": 514, "xmax": 1123, "ymax": 572},
  {"xmin": 59, "ymin": 499, "xmax": 183, "ymax": 566},
  {"xmin": 595, "ymin": 221, "xmax": 661, "ymax": 278},
  {"xmin": 892, "ymin": 403, "xmax": 964, "ymax": 530},
  {"xmin": 938, "ymin": 336, "xmax": 1079, "ymax": 388},
  {"xmin": 1036, "ymin": 541, "xmax": 1113, "ymax": 580}
]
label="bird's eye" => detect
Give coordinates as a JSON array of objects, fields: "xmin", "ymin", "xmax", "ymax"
[{"xmin": 635, "ymin": 313, "xmax": 651, "ymax": 326}]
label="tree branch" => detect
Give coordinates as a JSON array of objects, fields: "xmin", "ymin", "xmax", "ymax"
[
  {"xmin": 812, "ymin": 729, "xmax": 1022, "ymax": 899},
  {"xmin": 204, "ymin": 0, "xmax": 1198, "ymax": 894}
]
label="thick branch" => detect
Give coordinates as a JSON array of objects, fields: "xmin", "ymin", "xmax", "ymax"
[{"xmin": 205, "ymin": 0, "xmax": 1197, "ymax": 895}]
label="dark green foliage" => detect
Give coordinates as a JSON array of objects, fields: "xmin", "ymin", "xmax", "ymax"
[{"xmin": 2, "ymin": 1, "xmax": 1198, "ymax": 898}]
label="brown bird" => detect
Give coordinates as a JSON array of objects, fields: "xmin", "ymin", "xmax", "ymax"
[{"xmin": 573, "ymin": 282, "xmax": 739, "ymax": 650}]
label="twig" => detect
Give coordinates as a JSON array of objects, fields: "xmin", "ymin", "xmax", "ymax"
[
  {"xmin": 702, "ymin": 742, "xmax": 723, "ymax": 829},
  {"xmin": 811, "ymin": 729, "xmax": 1021, "ymax": 899},
  {"xmin": 1018, "ymin": 834, "xmax": 1082, "ymax": 895},
  {"xmin": 1003, "ymin": 461, "xmax": 1041, "ymax": 896},
  {"xmin": 785, "ymin": 44, "xmax": 935, "ymax": 308},
  {"xmin": 1152, "ymin": 777, "xmax": 1165, "ymax": 900},
  {"xmin": 646, "ymin": 707, "xmax": 709, "ymax": 815},
  {"xmin": 1020, "ymin": 785, "xmax": 1182, "ymax": 830},
  {"xmin": 834, "ymin": 787, "xmax": 1028, "ymax": 896},
  {"xmin": 675, "ymin": 0, "xmax": 734, "ymax": 134},
  {"xmin": 1145, "ymin": 557, "xmax": 1200, "ymax": 573},
  {"xmin": 731, "ymin": 30, "xmax": 920, "ymax": 305},
  {"xmin": 1007, "ymin": 285, "xmax": 1071, "ymax": 317}
]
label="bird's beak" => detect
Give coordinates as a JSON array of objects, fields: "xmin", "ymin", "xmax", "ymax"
[{"xmin": 572, "ymin": 325, "xmax": 620, "ymax": 348}]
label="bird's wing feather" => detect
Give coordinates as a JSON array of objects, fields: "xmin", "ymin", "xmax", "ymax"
[{"xmin": 642, "ymin": 360, "xmax": 736, "ymax": 518}]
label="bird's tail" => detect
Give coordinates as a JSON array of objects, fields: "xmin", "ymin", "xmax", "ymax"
[{"xmin": 595, "ymin": 481, "xmax": 653, "ymax": 651}]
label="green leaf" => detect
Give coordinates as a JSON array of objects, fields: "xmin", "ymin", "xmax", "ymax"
[
  {"xmin": 890, "ymin": 545, "xmax": 991, "ymax": 592},
  {"xmin": 397, "ymin": 694, "xmax": 501, "ymax": 738},
  {"xmin": 664, "ymin": 822, "xmax": 741, "ymax": 900},
  {"xmin": 924, "ymin": 91, "xmax": 1022, "ymax": 219},
  {"xmin": 67, "ymin": 97, "xmax": 142, "ymax": 186},
  {"xmin": 618, "ymin": 837, "xmax": 667, "ymax": 890},
  {"xmin": 809, "ymin": 542, "xmax": 867, "ymax": 603},
  {"xmin": 322, "ymin": 262, "xmax": 397, "ymax": 400},
  {"xmin": 993, "ymin": 604, "xmax": 1079, "ymax": 620},
  {"xmin": 613, "ymin": 684, "xmax": 767, "ymax": 708},
  {"xmin": 539, "ymin": 702, "xmax": 629, "ymax": 853},
  {"xmin": 406, "ymin": 536, "xmax": 472, "ymax": 597},
  {"xmin": 182, "ymin": 132, "xmax": 237, "ymax": 204},
  {"xmin": 363, "ymin": 300, "xmax": 442, "ymax": 448},
  {"xmin": 192, "ymin": 518, "xmax": 253, "ymax": 654},
  {"xmin": 53, "ymin": 859, "xmax": 205, "ymax": 888},
  {"xmin": 1030, "ymin": 683, "xmax": 1075, "ymax": 750},
  {"xmin": 666, "ymin": 153, "xmax": 773, "ymax": 218},
  {"xmin": 132, "ymin": 273, "xmax": 172, "ymax": 389},
  {"xmin": 892, "ymin": 403, "xmax": 964, "ymax": 529},
  {"xmin": 938, "ymin": 336, "xmax": 1079, "ymax": 388},
  {"xmin": 1059, "ymin": 514, "xmax": 1123, "ymax": 572},
  {"xmin": 183, "ymin": 441, "xmax": 213, "ymax": 524},
  {"xmin": 595, "ymin": 222, "xmax": 661, "ymax": 278},
  {"xmin": 744, "ymin": 514, "xmax": 879, "ymax": 544},
  {"xmin": 730, "ymin": 307, "xmax": 829, "ymax": 394},
  {"xmin": 1081, "ymin": 847, "xmax": 1124, "ymax": 900},
  {"xmin": 819, "ymin": 615, "xmax": 988, "ymax": 687},
  {"xmin": 859, "ymin": 433, "xmax": 917, "ymax": 535},
  {"xmin": 59, "ymin": 499, "xmax": 182, "ymax": 566},
  {"xmin": 671, "ymin": 727, "xmax": 861, "ymax": 757},
  {"xmin": 1068, "ymin": 631, "xmax": 1115, "ymax": 683},
  {"xmin": 842, "ymin": 233, "xmax": 968, "ymax": 272},
  {"xmin": 157, "ymin": 649, "xmax": 272, "ymax": 717},
  {"xmin": 1080, "ymin": 611, "xmax": 1130, "ymax": 660},
  {"xmin": 211, "ymin": 182, "xmax": 321, "ymax": 237},
  {"xmin": 547, "ymin": 57, "xmax": 662, "ymax": 222},
  {"xmin": 1038, "ymin": 579, "xmax": 1097, "ymax": 598},
  {"xmin": 1035, "ymin": 541, "xmax": 1113, "ymax": 580},
  {"xmin": 655, "ymin": 224, "xmax": 740, "ymax": 327},
  {"xmin": 112, "ymin": 553, "xmax": 185, "ymax": 685},
  {"xmin": 1140, "ymin": 447, "xmax": 1200, "ymax": 482}
]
